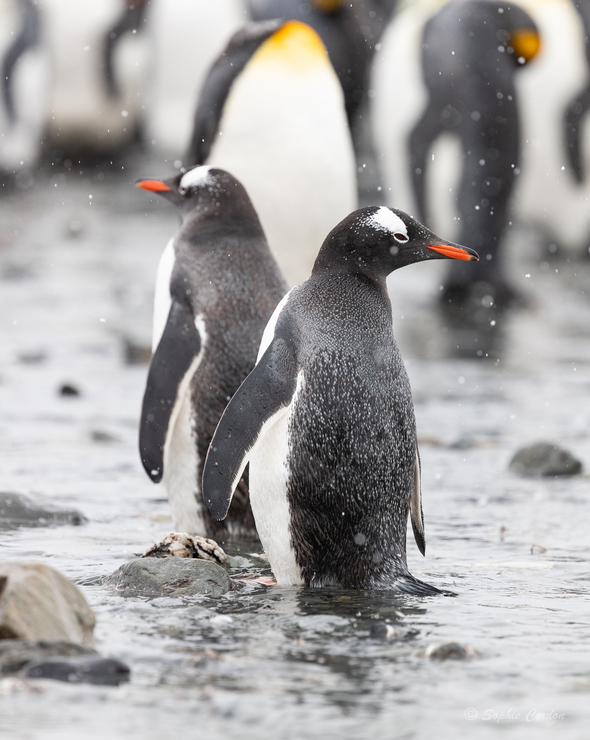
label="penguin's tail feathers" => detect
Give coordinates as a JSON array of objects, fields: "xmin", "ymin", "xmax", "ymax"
[{"xmin": 394, "ymin": 573, "xmax": 443, "ymax": 597}]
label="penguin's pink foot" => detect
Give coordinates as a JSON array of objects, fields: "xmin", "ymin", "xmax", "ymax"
[{"xmin": 237, "ymin": 576, "xmax": 278, "ymax": 586}]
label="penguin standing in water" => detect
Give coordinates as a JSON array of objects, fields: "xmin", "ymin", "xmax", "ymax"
[
  {"xmin": 137, "ymin": 166, "xmax": 287, "ymax": 538},
  {"xmin": 409, "ymin": 0, "xmax": 539, "ymax": 309},
  {"xmin": 203, "ymin": 206, "xmax": 478, "ymax": 590},
  {"xmin": 187, "ymin": 19, "xmax": 357, "ymax": 287}
]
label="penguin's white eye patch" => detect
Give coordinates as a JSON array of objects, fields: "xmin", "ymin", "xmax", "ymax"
[
  {"xmin": 179, "ymin": 165, "xmax": 212, "ymax": 192},
  {"xmin": 367, "ymin": 206, "xmax": 409, "ymax": 241}
]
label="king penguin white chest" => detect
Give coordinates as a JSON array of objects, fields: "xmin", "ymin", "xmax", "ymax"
[{"xmin": 206, "ymin": 25, "xmax": 357, "ymax": 286}]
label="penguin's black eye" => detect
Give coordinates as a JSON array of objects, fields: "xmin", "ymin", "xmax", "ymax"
[
  {"xmin": 394, "ymin": 232, "xmax": 409, "ymax": 243},
  {"xmin": 178, "ymin": 186, "xmax": 188, "ymax": 196}
]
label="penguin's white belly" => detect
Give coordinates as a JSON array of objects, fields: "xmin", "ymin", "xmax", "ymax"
[
  {"xmin": 163, "ymin": 390, "xmax": 205, "ymax": 536},
  {"xmin": 249, "ymin": 413, "xmax": 302, "ymax": 586},
  {"xmin": 207, "ymin": 62, "xmax": 356, "ymax": 286},
  {"xmin": 158, "ymin": 312, "xmax": 208, "ymax": 536},
  {"xmin": 152, "ymin": 237, "xmax": 175, "ymax": 352}
]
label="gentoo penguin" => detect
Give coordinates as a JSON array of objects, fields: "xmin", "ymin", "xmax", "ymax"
[
  {"xmin": 246, "ymin": 0, "xmax": 398, "ymax": 129},
  {"xmin": 187, "ymin": 19, "xmax": 357, "ymax": 287},
  {"xmin": 203, "ymin": 206, "xmax": 478, "ymax": 590},
  {"xmin": 408, "ymin": 0, "xmax": 539, "ymax": 307},
  {"xmin": 0, "ymin": 0, "xmax": 49, "ymax": 172},
  {"xmin": 137, "ymin": 165, "xmax": 287, "ymax": 538}
]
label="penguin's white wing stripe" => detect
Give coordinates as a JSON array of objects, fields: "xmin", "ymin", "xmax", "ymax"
[
  {"xmin": 152, "ymin": 237, "xmax": 175, "ymax": 352},
  {"xmin": 257, "ymin": 288, "xmax": 293, "ymax": 362},
  {"xmin": 203, "ymin": 334, "xmax": 298, "ymax": 521},
  {"xmin": 410, "ymin": 449, "xmax": 426, "ymax": 556}
]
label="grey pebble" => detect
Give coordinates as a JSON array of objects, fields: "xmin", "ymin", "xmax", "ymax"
[
  {"xmin": 22, "ymin": 656, "xmax": 130, "ymax": 686},
  {"xmin": 509, "ymin": 442, "xmax": 583, "ymax": 477}
]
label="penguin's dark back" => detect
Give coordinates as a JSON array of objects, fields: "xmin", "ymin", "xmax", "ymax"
[{"xmin": 282, "ymin": 273, "xmax": 417, "ymax": 587}]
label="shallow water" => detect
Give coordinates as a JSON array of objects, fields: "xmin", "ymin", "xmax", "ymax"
[{"xmin": 0, "ymin": 158, "xmax": 589, "ymax": 739}]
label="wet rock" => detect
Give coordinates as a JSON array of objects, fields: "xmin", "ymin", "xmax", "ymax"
[
  {"xmin": 509, "ymin": 443, "xmax": 583, "ymax": 477},
  {"xmin": 0, "ymin": 563, "xmax": 95, "ymax": 644},
  {"xmin": 0, "ymin": 492, "xmax": 87, "ymax": 530},
  {"xmin": 107, "ymin": 558, "xmax": 231, "ymax": 598},
  {"xmin": 0, "ymin": 640, "xmax": 96, "ymax": 676},
  {"xmin": 58, "ymin": 383, "xmax": 80, "ymax": 397},
  {"xmin": 22, "ymin": 656, "xmax": 130, "ymax": 686},
  {"xmin": 425, "ymin": 642, "xmax": 475, "ymax": 661},
  {"xmin": 142, "ymin": 532, "xmax": 227, "ymax": 566},
  {"xmin": 370, "ymin": 621, "xmax": 399, "ymax": 639}
]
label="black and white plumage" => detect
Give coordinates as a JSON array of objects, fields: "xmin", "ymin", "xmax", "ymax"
[
  {"xmin": 137, "ymin": 166, "xmax": 287, "ymax": 538},
  {"xmin": 246, "ymin": 0, "xmax": 398, "ymax": 129},
  {"xmin": 408, "ymin": 0, "xmax": 539, "ymax": 304},
  {"xmin": 203, "ymin": 206, "xmax": 478, "ymax": 590},
  {"xmin": 187, "ymin": 18, "xmax": 357, "ymax": 287}
]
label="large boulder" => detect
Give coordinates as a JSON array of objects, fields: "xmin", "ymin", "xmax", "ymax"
[
  {"xmin": 0, "ymin": 563, "xmax": 95, "ymax": 644},
  {"xmin": 107, "ymin": 557, "xmax": 232, "ymax": 598}
]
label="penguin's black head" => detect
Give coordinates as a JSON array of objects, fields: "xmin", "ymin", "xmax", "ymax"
[
  {"xmin": 135, "ymin": 166, "xmax": 254, "ymax": 221},
  {"xmin": 314, "ymin": 206, "xmax": 478, "ymax": 279}
]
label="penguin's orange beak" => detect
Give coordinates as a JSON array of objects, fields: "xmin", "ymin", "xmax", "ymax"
[
  {"xmin": 428, "ymin": 244, "xmax": 479, "ymax": 261},
  {"xmin": 135, "ymin": 179, "xmax": 171, "ymax": 192}
]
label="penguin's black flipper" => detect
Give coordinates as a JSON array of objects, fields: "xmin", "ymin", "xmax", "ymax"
[
  {"xmin": 203, "ymin": 336, "xmax": 298, "ymax": 521},
  {"xmin": 139, "ymin": 299, "xmax": 202, "ymax": 483},
  {"xmin": 410, "ymin": 450, "xmax": 426, "ymax": 556}
]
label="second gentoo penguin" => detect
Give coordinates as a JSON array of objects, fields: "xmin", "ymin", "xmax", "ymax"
[
  {"xmin": 408, "ymin": 0, "xmax": 540, "ymax": 308},
  {"xmin": 203, "ymin": 206, "xmax": 478, "ymax": 590},
  {"xmin": 187, "ymin": 19, "xmax": 357, "ymax": 287},
  {"xmin": 137, "ymin": 165, "xmax": 287, "ymax": 538}
]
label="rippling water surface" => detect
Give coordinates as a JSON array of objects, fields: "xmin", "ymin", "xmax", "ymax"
[{"xmin": 1, "ymin": 160, "xmax": 589, "ymax": 739}]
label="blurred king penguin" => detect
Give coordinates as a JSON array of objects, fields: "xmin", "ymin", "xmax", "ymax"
[
  {"xmin": 410, "ymin": 0, "xmax": 540, "ymax": 309},
  {"xmin": 187, "ymin": 19, "xmax": 357, "ymax": 287}
]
